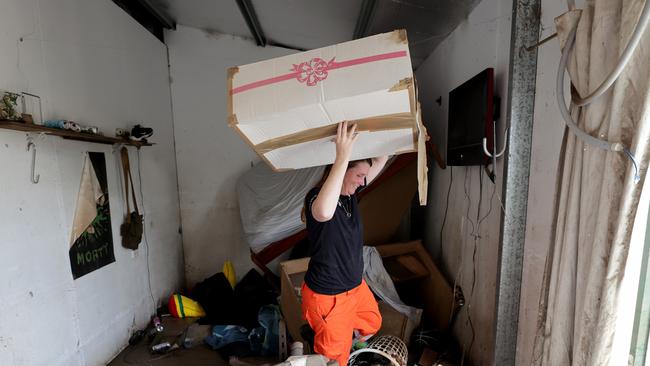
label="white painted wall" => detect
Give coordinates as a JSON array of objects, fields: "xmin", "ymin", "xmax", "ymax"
[
  {"xmin": 0, "ymin": 1, "xmax": 183, "ymax": 365},
  {"xmin": 166, "ymin": 26, "xmax": 296, "ymax": 286},
  {"xmin": 415, "ymin": 0, "xmax": 512, "ymax": 364}
]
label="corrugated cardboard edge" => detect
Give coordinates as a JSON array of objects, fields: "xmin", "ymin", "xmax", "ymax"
[
  {"xmin": 416, "ymin": 102, "xmax": 429, "ymax": 205},
  {"xmin": 407, "ymin": 80, "xmax": 418, "ymax": 146},
  {"xmin": 227, "ymin": 68, "xmax": 282, "ymax": 171},
  {"xmin": 254, "ymin": 113, "xmax": 416, "ymax": 154},
  {"xmin": 412, "ymin": 76, "xmax": 428, "ymax": 205},
  {"xmin": 392, "ymin": 29, "xmax": 409, "ymax": 44},
  {"xmin": 227, "ymin": 66, "xmax": 238, "ymax": 126},
  {"xmin": 227, "ymin": 66, "xmax": 283, "ymax": 171},
  {"xmin": 279, "ymin": 258, "xmax": 311, "ymax": 348}
]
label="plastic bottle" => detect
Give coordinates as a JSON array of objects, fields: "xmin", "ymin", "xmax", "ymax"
[{"xmin": 152, "ymin": 316, "xmax": 163, "ymax": 332}]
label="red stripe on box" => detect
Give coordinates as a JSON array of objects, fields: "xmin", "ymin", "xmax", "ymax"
[{"xmin": 231, "ymin": 50, "xmax": 408, "ymax": 95}]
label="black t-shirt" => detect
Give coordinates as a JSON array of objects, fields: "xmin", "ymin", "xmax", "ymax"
[{"xmin": 303, "ymin": 187, "xmax": 364, "ymax": 295}]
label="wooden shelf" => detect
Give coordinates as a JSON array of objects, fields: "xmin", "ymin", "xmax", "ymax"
[{"xmin": 0, "ymin": 120, "xmax": 153, "ymax": 147}]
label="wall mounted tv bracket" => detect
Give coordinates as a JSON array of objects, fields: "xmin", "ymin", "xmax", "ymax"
[{"xmin": 483, "ymin": 96, "xmax": 503, "ymax": 182}]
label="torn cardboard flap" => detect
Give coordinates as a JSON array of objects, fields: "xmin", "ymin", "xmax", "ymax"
[
  {"xmin": 393, "ymin": 29, "xmax": 408, "ymax": 44},
  {"xmin": 389, "ymin": 78, "xmax": 413, "ymax": 92}
]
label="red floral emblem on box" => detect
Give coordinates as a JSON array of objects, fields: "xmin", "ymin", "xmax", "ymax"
[{"xmin": 292, "ymin": 57, "xmax": 336, "ymax": 86}]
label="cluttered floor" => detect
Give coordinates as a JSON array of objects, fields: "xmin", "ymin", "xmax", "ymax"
[
  {"xmin": 109, "ymin": 241, "xmax": 463, "ymax": 366},
  {"xmin": 109, "ymin": 317, "xmax": 228, "ymax": 366}
]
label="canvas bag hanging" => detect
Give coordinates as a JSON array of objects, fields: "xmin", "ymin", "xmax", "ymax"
[{"xmin": 119, "ymin": 147, "xmax": 143, "ymax": 250}]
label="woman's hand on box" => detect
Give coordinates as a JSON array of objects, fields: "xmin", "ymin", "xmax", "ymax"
[{"xmin": 334, "ymin": 121, "xmax": 358, "ymax": 163}]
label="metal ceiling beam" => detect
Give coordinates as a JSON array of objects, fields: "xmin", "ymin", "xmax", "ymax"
[
  {"xmin": 493, "ymin": 0, "xmax": 541, "ymax": 365},
  {"xmin": 112, "ymin": 0, "xmax": 173, "ymax": 42},
  {"xmin": 236, "ymin": 0, "xmax": 267, "ymax": 47},
  {"xmin": 136, "ymin": 0, "xmax": 176, "ymax": 30},
  {"xmin": 353, "ymin": 0, "xmax": 378, "ymax": 39}
]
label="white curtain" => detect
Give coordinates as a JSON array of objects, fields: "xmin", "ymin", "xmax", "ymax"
[{"xmin": 533, "ymin": 0, "xmax": 650, "ymax": 365}]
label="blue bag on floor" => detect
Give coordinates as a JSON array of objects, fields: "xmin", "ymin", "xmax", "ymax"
[
  {"xmin": 205, "ymin": 325, "xmax": 250, "ymax": 350},
  {"xmin": 257, "ymin": 304, "xmax": 281, "ymax": 356}
]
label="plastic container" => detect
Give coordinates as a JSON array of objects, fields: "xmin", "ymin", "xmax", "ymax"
[{"xmin": 348, "ymin": 335, "xmax": 407, "ymax": 366}]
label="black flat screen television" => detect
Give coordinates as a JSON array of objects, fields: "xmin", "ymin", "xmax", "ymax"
[{"xmin": 447, "ymin": 68, "xmax": 495, "ymax": 166}]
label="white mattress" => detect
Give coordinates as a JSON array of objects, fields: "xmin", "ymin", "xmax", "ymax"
[{"xmin": 236, "ymin": 162, "xmax": 325, "ymax": 253}]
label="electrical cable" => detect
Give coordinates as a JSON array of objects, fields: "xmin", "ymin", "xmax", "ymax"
[
  {"xmin": 440, "ymin": 166, "xmax": 453, "ymax": 262},
  {"xmin": 457, "ymin": 167, "xmax": 478, "ymax": 365},
  {"xmin": 624, "ymin": 148, "xmax": 642, "ymax": 182},
  {"xmin": 465, "ymin": 167, "xmax": 484, "ymax": 360},
  {"xmin": 463, "ymin": 169, "xmax": 476, "ymax": 236},
  {"xmin": 137, "ymin": 148, "xmax": 156, "ymax": 312},
  {"xmin": 478, "ymin": 174, "xmax": 498, "ymax": 228}
]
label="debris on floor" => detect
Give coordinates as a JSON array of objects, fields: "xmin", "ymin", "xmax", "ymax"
[{"xmin": 111, "ymin": 247, "xmax": 464, "ymax": 365}]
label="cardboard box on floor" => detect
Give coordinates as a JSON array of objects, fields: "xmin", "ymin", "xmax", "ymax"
[
  {"xmin": 227, "ymin": 30, "xmax": 428, "ymax": 204},
  {"xmin": 374, "ymin": 240, "xmax": 454, "ymax": 332},
  {"xmin": 279, "ymin": 241, "xmax": 453, "ymax": 347}
]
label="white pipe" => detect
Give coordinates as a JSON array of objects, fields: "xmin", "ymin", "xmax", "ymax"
[
  {"xmin": 572, "ymin": 0, "xmax": 650, "ymax": 106},
  {"xmin": 556, "ymin": 25, "xmax": 625, "ymax": 152}
]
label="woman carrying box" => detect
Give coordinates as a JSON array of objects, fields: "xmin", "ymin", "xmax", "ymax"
[{"xmin": 301, "ymin": 121, "xmax": 388, "ymax": 366}]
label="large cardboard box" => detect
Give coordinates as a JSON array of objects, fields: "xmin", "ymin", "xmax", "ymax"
[
  {"xmin": 227, "ymin": 30, "xmax": 427, "ymax": 188},
  {"xmin": 279, "ymin": 258, "xmax": 310, "ymax": 344},
  {"xmin": 279, "ymin": 241, "xmax": 453, "ymax": 347}
]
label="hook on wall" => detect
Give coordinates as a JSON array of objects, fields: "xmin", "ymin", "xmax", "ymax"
[
  {"xmin": 26, "ymin": 137, "xmax": 40, "ymax": 184},
  {"xmin": 112, "ymin": 142, "xmax": 126, "ymax": 154},
  {"xmin": 483, "ymin": 127, "xmax": 508, "ymax": 158},
  {"xmin": 482, "ymin": 122, "xmax": 508, "ymax": 184}
]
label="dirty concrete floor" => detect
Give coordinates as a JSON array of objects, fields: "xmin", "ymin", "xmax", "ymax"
[
  {"xmin": 108, "ymin": 317, "xmax": 228, "ymax": 366},
  {"xmin": 109, "ymin": 342, "xmax": 227, "ymax": 366}
]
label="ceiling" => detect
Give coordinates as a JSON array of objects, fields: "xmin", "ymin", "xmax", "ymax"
[{"xmin": 148, "ymin": 0, "xmax": 482, "ymax": 69}]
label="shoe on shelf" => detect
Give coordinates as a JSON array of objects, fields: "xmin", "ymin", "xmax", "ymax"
[{"xmin": 130, "ymin": 124, "xmax": 153, "ymax": 142}]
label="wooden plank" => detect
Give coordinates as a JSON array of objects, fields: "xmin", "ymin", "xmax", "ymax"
[{"xmin": 0, "ymin": 120, "xmax": 153, "ymax": 147}]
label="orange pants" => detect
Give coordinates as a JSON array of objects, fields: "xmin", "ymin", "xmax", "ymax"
[{"xmin": 301, "ymin": 280, "xmax": 382, "ymax": 366}]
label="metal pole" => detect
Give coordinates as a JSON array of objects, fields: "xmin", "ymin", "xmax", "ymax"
[{"xmin": 494, "ymin": 0, "xmax": 541, "ymax": 364}]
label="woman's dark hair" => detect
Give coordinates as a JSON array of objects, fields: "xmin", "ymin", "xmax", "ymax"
[
  {"xmin": 316, "ymin": 158, "xmax": 372, "ymax": 187},
  {"xmin": 348, "ymin": 158, "xmax": 373, "ymax": 168}
]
